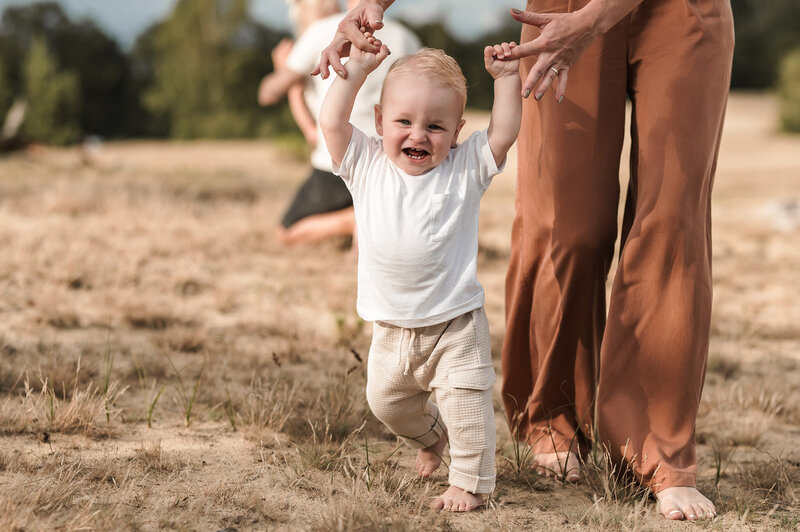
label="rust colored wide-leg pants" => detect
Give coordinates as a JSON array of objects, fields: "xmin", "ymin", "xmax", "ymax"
[{"xmin": 502, "ymin": 0, "xmax": 734, "ymax": 491}]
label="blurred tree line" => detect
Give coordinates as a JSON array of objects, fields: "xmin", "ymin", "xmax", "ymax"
[{"xmin": 1, "ymin": 0, "xmax": 799, "ymax": 145}]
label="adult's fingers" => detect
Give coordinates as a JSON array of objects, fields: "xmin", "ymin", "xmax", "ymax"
[
  {"xmin": 521, "ymin": 58, "xmax": 550, "ymax": 98},
  {"xmin": 507, "ymin": 34, "xmax": 550, "ymax": 60},
  {"xmin": 361, "ymin": 3, "xmax": 385, "ymax": 31},
  {"xmin": 342, "ymin": 21, "xmax": 379, "ymax": 53},
  {"xmin": 312, "ymin": 51, "xmax": 329, "ymax": 78},
  {"xmin": 533, "ymin": 66, "xmax": 559, "ymax": 100},
  {"xmin": 317, "ymin": 45, "xmax": 346, "ymax": 79},
  {"xmin": 510, "ymin": 9, "xmax": 552, "ymax": 29},
  {"xmin": 554, "ymin": 69, "xmax": 568, "ymax": 103}
]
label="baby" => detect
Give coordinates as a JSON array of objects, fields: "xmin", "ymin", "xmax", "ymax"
[{"xmin": 319, "ymin": 38, "xmax": 521, "ymax": 511}]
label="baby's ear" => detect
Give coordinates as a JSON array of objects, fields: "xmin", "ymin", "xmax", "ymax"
[
  {"xmin": 374, "ymin": 104, "xmax": 383, "ymax": 136},
  {"xmin": 451, "ymin": 118, "xmax": 466, "ymax": 148}
]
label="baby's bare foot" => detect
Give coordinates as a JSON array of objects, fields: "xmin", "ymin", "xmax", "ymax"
[
  {"xmin": 656, "ymin": 487, "xmax": 716, "ymax": 520},
  {"xmin": 430, "ymin": 485, "xmax": 484, "ymax": 512},
  {"xmin": 532, "ymin": 450, "xmax": 581, "ymax": 482},
  {"xmin": 415, "ymin": 432, "xmax": 447, "ymax": 477}
]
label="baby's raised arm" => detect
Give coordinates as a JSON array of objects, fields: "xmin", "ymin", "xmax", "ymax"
[
  {"xmin": 484, "ymin": 42, "xmax": 522, "ymax": 167},
  {"xmin": 319, "ymin": 35, "xmax": 390, "ymax": 168}
]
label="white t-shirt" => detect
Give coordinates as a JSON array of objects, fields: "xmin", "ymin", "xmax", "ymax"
[
  {"xmin": 285, "ymin": 15, "xmax": 421, "ymax": 172},
  {"xmin": 335, "ymin": 127, "xmax": 505, "ymax": 328}
]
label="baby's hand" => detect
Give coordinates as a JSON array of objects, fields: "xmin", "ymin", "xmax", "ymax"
[
  {"xmin": 347, "ymin": 29, "xmax": 390, "ymax": 75},
  {"xmin": 484, "ymin": 42, "xmax": 520, "ymax": 80}
]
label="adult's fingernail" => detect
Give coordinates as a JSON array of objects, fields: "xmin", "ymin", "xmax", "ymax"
[
  {"xmin": 535, "ymin": 91, "xmax": 543, "ymax": 100},
  {"xmin": 558, "ymin": 95, "xmax": 564, "ymax": 104},
  {"xmin": 523, "ymin": 89, "xmax": 531, "ymax": 98},
  {"xmin": 337, "ymin": 70, "xmax": 344, "ymax": 77},
  {"xmin": 512, "ymin": 8, "xmax": 521, "ymax": 15}
]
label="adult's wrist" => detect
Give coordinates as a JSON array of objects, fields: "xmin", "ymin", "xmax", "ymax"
[
  {"xmin": 573, "ymin": 4, "xmax": 605, "ymax": 40},
  {"xmin": 577, "ymin": 0, "xmax": 642, "ymax": 38}
]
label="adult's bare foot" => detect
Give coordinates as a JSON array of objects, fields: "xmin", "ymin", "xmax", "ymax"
[
  {"xmin": 656, "ymin": 487, "xmax": 717, "ymax": 520},
  {"xmin": 532, "ymin": 450, "xmax": 581, "ymax": 482},
  {"xmin": 415, "ymin": 432, "xmax": 447, "ymax": 477},
  {"xmin": 430, "ymin": 485, "xmax": 484, "ymax": 512}
]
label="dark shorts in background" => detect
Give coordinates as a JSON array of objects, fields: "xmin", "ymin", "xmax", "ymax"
[{"xmin": 280, "ymin": 169, "xmax": 353, "ymax": 228}]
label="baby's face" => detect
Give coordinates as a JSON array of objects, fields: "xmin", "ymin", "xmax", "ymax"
[{"xmin": 375, "ymin": 75, "xmax": 465, "ymax": 176}]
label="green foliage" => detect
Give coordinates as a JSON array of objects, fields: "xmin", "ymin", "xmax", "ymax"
[
  {"xmin": 21, "ymin": 38, "xmax": 80, "ymax": 145},
  {"xmin": 141, "ymin": 0, "xmax": 288, "ymax": 139},
  {"xmin": 4, "ymin": 1, "xmax": 800, "ymax": 140},
  {"xmin": 0, "ymin": 51, "xmax": 12, "ymax": 121},
  {"xmin": 777, "ymin": 48, "xmax": 800, "ymax": 133},
  {"xmin": 730, "ymin": 0, "xmax": 800, "ymax": 89},
  {"xmin": 1, "ymin": 2, "xmax": 134, "ymax": 138}
]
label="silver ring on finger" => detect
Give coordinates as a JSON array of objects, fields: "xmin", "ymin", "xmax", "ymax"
[{"xmin": 549, "ymin": 66, "xmax": 559, "ymax": 75}]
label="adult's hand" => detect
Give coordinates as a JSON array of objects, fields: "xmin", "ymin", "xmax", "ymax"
[
  {"xmin": 271, "ymin": 38, "xmax": 293, "ymax": 71},
  {"xmin": 312, "ymin": 1, "xmax": 387, "ymax": 79},
  {"xmin": 508, "ymin": 8, "xmax": 600, "ymax": 102}
]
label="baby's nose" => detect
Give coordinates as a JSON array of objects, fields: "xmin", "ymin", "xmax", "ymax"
[{"xmin": 409, "ymin": 127, "xmax": 426, "ymax": 141}]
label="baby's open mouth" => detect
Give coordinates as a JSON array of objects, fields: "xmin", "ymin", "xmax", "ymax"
[{"xmin": 403, "ymin": 148, "xmax": 429, "ymax": 160}]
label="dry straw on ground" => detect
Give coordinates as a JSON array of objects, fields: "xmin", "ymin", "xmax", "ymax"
[{"xmin": 1, "ymin": 95, "xmax": 799, "ymax": 530}]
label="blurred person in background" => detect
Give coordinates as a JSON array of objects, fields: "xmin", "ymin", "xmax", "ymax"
[
  {"xmin": 258, "ymin": 0, "xmax": 420, "ymax": 247},
  {"xmin": 314, "ymin": 0, "xmax": 734, "ymax": 521}
]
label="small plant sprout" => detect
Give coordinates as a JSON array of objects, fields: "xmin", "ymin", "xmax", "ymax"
[
  {"xmin": 163, "ymin": 350, "xmax": 205, "ymax": 427},
  {"xmin": 101, "ymin": 331, "xmax": 114, "ymax": 422},
  {"xmin": 136, "ymin": 365, "xmax": 167, "ymax": 428},
  {"xmin": 502, "ymin": 396, "xmax": 536, "ymax": 476},
  {"xmin": 224, "ymin": 383, "xmax": 237, "ymax": 432}
]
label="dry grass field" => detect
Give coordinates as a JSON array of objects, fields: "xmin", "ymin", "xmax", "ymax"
[{"xmin": 1, "ymin": 93, "xmax": 799, "ymax": 531}]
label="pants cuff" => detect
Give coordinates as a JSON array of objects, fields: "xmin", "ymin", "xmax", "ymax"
[
  {"xmin": 648, "ymin": 472, "xmax": 697, "ymax": 493},
  {"xmin": 449, "ymin": 467, "xmax": 495, "ymax": 494}
]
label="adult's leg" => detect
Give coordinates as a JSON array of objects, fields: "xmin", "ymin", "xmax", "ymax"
[
  {"xmin": 280, "ymin": 169, "xmax": 353, "ymax": 228},
  {"xmin": 502, "ymin": 0, "xmax": 628, "ymax": 460},
  {"xmin": 276, "ymin": 168, "xmax": 355, "ymax": 245},
  {"xmin": 597, "ymin": 0, "xmax": 734, "ymax": 515},
  {"xmin": 275, "ymin": 207, "xmax": 355, "ymax": 245}
]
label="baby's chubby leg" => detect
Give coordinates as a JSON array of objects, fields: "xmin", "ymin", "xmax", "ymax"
[
  {"xmin": 430, "ymin": 374, "xmax": 496, "ymax": 512},
  {"xmin": 365, "ymin": 373, "xmax": 445, "ymax": 453},
  {"xmin": 365, "ymin": 323, "xmax": 446, "ymax": 458},
  {"xmin": 415, "ymin": 430, "xmax": 447, "ymax": 477}
]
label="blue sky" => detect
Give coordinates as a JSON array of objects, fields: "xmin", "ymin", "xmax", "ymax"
[{"xmin": 0, "ymin": 0, "xmax": 523, "ymax": 48}]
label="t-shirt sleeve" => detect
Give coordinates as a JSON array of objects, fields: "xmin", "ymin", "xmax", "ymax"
[
  {"xmin": 332, "ymin": 126, "xmax": 381, "ymax": 190},
  {"xmin": 462, "ymin": 128, "xmax": 506, "ymax": 191}
]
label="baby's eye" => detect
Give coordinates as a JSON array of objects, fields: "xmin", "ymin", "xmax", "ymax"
[
  {"xmin": 397, "ymin": 119, "xmax": 411, "ymax": 126},
  {"xmin": 428, "ymin": 124, "xmax": 444, "ymax": 130}
]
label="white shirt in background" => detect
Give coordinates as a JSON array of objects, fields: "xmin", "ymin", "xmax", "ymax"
[{"xmin": 285, "ymin": 15, "xmax": 421, "ymax": 172}]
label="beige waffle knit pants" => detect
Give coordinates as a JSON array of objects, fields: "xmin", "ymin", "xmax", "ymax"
[{"xmin": 366, "ymin": 307, "xmax": 496, "ymax": 494}]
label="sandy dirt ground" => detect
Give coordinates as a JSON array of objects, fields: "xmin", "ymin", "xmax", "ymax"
[{"xmin": 0, "ymin": 93, "xmax": 799, "ymax": 530}]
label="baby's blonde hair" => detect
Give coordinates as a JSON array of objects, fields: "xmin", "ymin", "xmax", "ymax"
[{"xmin": 381, "ymin": 48, "xmax": 467, "ymax": 111}]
